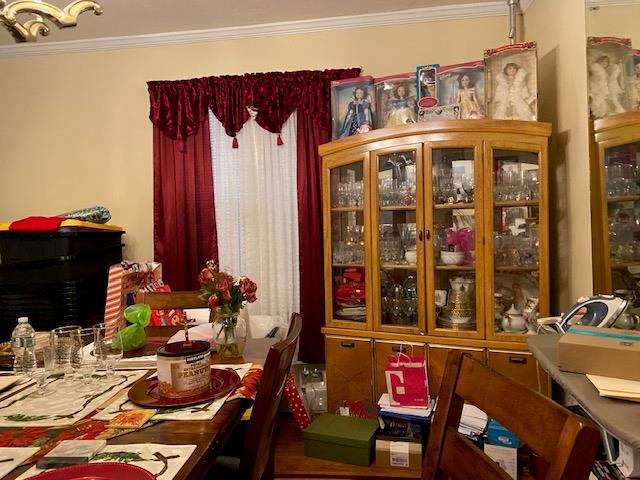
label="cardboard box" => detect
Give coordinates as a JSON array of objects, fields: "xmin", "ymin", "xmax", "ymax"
[
  {"xmin": 484, "ymin": 444, "xmax": 517, "ymax": 479},
  {"xmin": 375, "ymin": 437, "xmax": 422, "ymax": 470},
  {"xmin": 303, "ymin": 414, "xmax": 378, "ymax": 466},
  {"xmin": 558, "ymin": 326, "xmax": 640, "ymax": 381}
]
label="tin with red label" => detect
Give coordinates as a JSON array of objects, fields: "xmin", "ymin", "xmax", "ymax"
[{"xmin": 156, "ymin": 340, "xmax": 211, "ymax": 399}]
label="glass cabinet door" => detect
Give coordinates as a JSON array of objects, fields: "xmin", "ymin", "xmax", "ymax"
[
  {"xmin": 327, "ymin": 159, "xmax": 369, "ymax": 328},
  {"xmin": 604, "ymin": 140, "xmax": 640, "ymax": 305},
  {"xmin": 489, "ymin": 147, "xmax": 545, "ymax": 339},
  {"xmin": 373, "ymin": 147, "xmax": 425, "ymax": 333},
  {"xmin": 427, "ymin": 144, "xmax": 484, "ymax": 338}
]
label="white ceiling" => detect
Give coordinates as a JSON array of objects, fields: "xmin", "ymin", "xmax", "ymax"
[{"xmin": 0, "ymin": 0, "xmax": 504, "ymax": 46}]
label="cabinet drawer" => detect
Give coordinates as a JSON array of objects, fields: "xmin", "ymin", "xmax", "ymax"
[
  {"xmin": 325, "ymin": 336, "xmax": 373, "ymax": 410},
  {"xmin": 428, "ymin": 345, "xmax": 485, "ymax": 398},
  {"xmin": 373, "ymin": 341, "xmax": 426, "ymax": 401},
  {"xmin": 487, "ymin": 350, "xmax": 548, "ymax": 394}
]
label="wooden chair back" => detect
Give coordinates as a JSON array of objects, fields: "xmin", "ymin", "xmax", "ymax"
[
  {"xmin": 240, "ymin": 313, "xmax": 302, "ymax": 480},
  {"xmin": 136, "ymin": 290, "xmax": 215, "ymax": 323},
  {"xmin": 423, "ymin": 351, "xmax": 601, "ymax": 480}
]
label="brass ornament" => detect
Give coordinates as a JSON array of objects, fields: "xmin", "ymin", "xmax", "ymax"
[{"xmin": 0, "ymin": 0, "xmax": 102, "ymax": 42}]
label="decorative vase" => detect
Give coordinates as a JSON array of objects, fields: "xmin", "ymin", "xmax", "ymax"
[{"xmin": 212, "ymin": 309, "xmax": 247, "ymax": 359}]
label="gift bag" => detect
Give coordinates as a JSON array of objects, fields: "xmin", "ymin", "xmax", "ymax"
[{"xmin": 384, "ymin": 353, "xmax": 429, "ymax": 407}]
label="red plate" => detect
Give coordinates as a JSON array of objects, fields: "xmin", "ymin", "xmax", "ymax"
[
  {"xmin": 29, "ymin": 462, "xmax": 155, "ymax": 480},
  {"xmin": 127, "ymin": 368, "xmax": 241, "ymax": 408}
]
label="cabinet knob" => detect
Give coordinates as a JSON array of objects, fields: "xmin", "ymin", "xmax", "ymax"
[
  {"xmin": 391, "ymin": 345, "xmax": 406, "ymax": 353},
  {"xmin": 509, "ymin": 356, "xmax": 527, "ymax": 364},
  {"xmin": 340, "ymin": 341, "xmax": 355, "ymax": 348}
]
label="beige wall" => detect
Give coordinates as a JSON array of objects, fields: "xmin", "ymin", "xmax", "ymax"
[
  {"xmin": 586, "ymin": 4, "xmax": 640, "ymax": 45},
  {"xmin": 524, "ymin": 0, "xmax": 590, "ymax": 311},
  {"xmin": 0, "ymin": 16, "xmax": 509, "ymax": 261}
]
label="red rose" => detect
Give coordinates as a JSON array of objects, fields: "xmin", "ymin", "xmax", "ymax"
[
  {"xmin": 245, "ymin": 292, "xmax": 257, "ymax": 303},
  {"xmin": 217, "ymin": 276, "xmax": 231, "ymax": 294},
  {"xmin": 201, "ymin": 268, "xmax": 214, "ymax": 281},
  {"xmin": 240, "ymin": 277, "xmax": 257, "ymax": 297},
  {"xmin": 208, "ymin": 295, "xmax": 219, "ymax": 308}
]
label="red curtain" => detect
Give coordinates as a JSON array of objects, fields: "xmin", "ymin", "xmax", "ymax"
[
  {"xmin": 153, "ymin": 114, "xmax": 218, "ymax": 290},
  {"xmin": 296, "ymin": 113, "xmax": 330, "ymax": 363},
  {"xmin": 149, "ymin": 68, "xmax": 360, "ymax": 360}
]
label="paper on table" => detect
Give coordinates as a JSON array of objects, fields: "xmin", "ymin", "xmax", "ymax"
[
  {"xmin": 0, "ymin": 447, "xmax": 39, "ymax": 480},
  {"xmin": 81, "ymin": 344, "xmax": 156, "ymax": 370},
  {"xmin": 587, "ymin": 374, "xmax": 640, "ymax": 402}
]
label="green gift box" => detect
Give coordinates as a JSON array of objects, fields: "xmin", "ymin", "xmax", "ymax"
[{"xmin": 303, "ymin": 413, "xmax": 379, "ymax": 466}]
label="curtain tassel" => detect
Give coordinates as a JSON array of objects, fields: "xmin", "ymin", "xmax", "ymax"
[
  {"xmin": 232, "ymin": 136, "xmax": 239, "ymax": 149},
  {"xmin": 277, "ymin": 134, "xmax": 284, "ymax": 146}
]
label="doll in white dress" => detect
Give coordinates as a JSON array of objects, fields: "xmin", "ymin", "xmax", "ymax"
[
  {"xmin": 589, "ymin": 55, "xmax": 627, "ymax": 118},
  {"xmin": 492, "ymin": 63, "xmax": 536, "ymax": 121}
]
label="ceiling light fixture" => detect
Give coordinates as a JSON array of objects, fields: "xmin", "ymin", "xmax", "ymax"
[{"xmin": 0, "ymin": 0, "xmax": 102, "ymax": 42}]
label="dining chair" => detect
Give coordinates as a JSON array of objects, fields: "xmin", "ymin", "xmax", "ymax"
[
  {"xmin": 136, "ymin": 290, "xmax": 215, "ymax": 323},
  {"xmin": 212, "ymin": 313, "xmax": 302, "ymax": 480},
  {"xmin": 423, "ymin": 350, "xmax": 601, "ymax": 480}
]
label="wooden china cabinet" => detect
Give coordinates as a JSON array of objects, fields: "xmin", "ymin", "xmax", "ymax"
[
  {"xmin": 320, "ymin": 120, "xmax": 552, "ymax": 409},
  {"xmin": 590, "ymin": 112, "xmax": 640, "ymax": 299}
]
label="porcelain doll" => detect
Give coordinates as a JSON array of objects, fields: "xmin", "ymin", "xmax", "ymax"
[
  {"xmin": 589, "ymin": 55, "xmax": 626, "ymax": 118},
  {"xmin": 384, "ymin": 85, "xmax": 417, "ymax": 127},
  {"xmin": 492, "ymin": 62, "xmax": 536, "ymax": 121},
  {"xmin": 455, "ymin": 73, "xmax": 483, "ymax": 119},
  {"xmin": 339, "ymin": 87, "xmax": 373, "ymax": 138}
]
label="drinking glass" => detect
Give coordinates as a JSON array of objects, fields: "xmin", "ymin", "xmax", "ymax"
[
  {"xmin": 32, "ymin": 346, "xmax": 54, "ymax": 397},
  {"xmin": 93, "ymin": 324, "xmax": 124, "ymax": 379},
  {"xmin": 51, "ymin": 325, "xmax": 81, "ymax": 382},
  {"xmin": 76, "ymin": 328, "xmax": 100, "ymax": 391}
]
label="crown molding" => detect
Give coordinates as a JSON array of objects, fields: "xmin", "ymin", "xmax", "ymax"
[
  {"xmin": 519, "ymin": 0, "xmax": 536, "ymax": 12},
  {"xmin": 586, "ymin": 0, "xmax": 640, "ymax": 6},
  {"xmin": 0, "ymin": 1, "xmax": 515, "ymax": 58}
]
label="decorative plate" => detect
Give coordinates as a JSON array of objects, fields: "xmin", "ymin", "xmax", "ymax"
[
  {"xmin": 29, "ymin": 462, "xmax": 155, "ymax": 480},
  {"xmin": 127, "ymin": 368, "xmax": 240, "ymax": 408}
]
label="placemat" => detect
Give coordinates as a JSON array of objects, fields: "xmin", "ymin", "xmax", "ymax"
[
  {"xmin": 0, "ymin": 447, "xmax": 38, "ymax": 480},
  {"xmin": 0, "ymin": 371, "xmax": 147, "ymax": 427},
  {"xmin": 93, "ymin": 364, "xmax": 253, "ymax": 422},
  {"xmin": 16, "ymin": 443, "xmax": 197, "ymax": 480}
]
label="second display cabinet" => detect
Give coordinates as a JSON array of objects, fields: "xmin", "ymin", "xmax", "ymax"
[{"xmin": 321, "ymin": 120, "xmax": 552, "ymax": 408}]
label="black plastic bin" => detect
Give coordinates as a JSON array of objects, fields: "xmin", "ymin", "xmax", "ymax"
[{"xmin": 0, "ymin": 228, "xmax": 124, "ymax": 340}]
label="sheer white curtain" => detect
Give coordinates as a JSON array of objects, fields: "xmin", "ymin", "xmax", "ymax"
[{"xmin": 209, "ymin": 110, "xmax": 300, "ymax": 337}]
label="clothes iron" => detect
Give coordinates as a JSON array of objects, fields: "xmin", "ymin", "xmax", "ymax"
[{"xmin": 557, "ymin": 295, "xmax": 629, "ymax": 332}]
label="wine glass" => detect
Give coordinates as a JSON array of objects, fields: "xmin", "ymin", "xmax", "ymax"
[{"xmin": 93, "ymin": 324, "xmax": 123, "ymax": 380}]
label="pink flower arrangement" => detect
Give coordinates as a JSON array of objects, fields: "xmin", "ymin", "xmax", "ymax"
[
  {"xmin": 198, "ymin": 260, "xmax": 258, "ymax": 315},
  {"xmin": 446, "ymin": 227, "xmax": 474, "ymax": 252}
]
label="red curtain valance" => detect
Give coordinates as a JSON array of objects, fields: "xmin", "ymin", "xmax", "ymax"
[{"xmin": 148, "ymin": 68, "xmax": 361, "ymax": 141}]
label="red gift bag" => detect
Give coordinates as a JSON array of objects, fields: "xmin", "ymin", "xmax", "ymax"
[{"xmin": 384, "ymin": 353, "xmax": 429, "ymax": 407}]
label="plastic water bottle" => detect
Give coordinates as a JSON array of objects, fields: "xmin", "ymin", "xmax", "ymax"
[{"xmin": 11, "ymin": 317, "xmax": 36, "ymax": 376}]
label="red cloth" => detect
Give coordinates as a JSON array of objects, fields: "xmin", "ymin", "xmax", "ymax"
[
  {"xmin": 153, "ymin": 114, "xmax": 218, "ymax": 290},
  {"xmin": 147, "ymin": 69, "xmax": 361, "ymax": 142},
  {"xmin": 296, "ymin": 112, "xmax": 330, "ymax": 363},
  {"xmin": 9, "ymin": 216, "xmax": 64, "ymax": 231}
]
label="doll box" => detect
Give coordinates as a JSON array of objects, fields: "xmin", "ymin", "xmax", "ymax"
[{"xmin": 303, "ymin": 413, "xmax": 378, "ymax": 466}]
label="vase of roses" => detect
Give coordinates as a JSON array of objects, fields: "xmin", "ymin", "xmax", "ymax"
[{"xmin": 198, "ymin": 261, "xmax": 258, "ymax": 359}]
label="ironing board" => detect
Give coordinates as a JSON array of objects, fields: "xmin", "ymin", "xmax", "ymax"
[{"xmin": 528, "ymin": 335, "xmax": 640, "ymax": 454}]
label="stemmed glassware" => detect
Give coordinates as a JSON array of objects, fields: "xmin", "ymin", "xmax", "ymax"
[
  {"xmin": 76, "ymin": 327, "xmax": 100, "ymax": 391},
  {"xmin": 31, "ymin": 346, "xmax": 54, "ymax": 397},
  {"xmin": 93, "ymin": 324, "xmax": 123, "ymax": 380}
]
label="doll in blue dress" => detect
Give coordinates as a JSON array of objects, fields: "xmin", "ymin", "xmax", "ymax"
[{"xmin": 339, "ymin": 87, "xmax": 373, "ymax": 138}]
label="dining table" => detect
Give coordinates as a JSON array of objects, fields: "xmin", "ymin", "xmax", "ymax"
[{"xmin": 1, "ymin": 325, "xmax": 277, "ymax": 480}]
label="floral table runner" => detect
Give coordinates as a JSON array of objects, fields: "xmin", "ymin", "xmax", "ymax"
[
  {"xmin": 0, "ymin": 371, "xmax": 147, "ymax": 428},
  {"xmin": 16, "ymin": 443, "xmax": 197, "ymax": 480},
  {"xmin": 93, "ymin": 364, "xmax": 254, "ymax": 422},
  {"xmin": 0, "ymin": 447, "xmax": 38, "ymax": 480}
]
